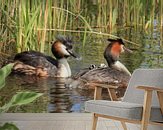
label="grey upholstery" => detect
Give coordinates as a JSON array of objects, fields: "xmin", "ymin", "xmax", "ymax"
[
  {"xmin": 85, "ymin": 100, "xmax": 163, "ymax": 122},
  {"xmin": 123, "ymin": 69, "xmax": 163, "ymax": 106},
  {"xmin": 85, "ymin": 69, "xmax": 163, "ymax": 123}
]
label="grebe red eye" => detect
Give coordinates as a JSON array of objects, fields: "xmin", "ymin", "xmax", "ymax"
[
  {"xmin": 65, "ymin": 43, "xmax": 72, "ymax": 49},
  {"xmin": 68, "ymin": 44, "xmax": 73, "ymax": 49}
]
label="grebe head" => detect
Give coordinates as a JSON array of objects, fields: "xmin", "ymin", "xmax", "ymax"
[
  {"xmin": 51, "ymin": 35, "xmax": 77, "ymax": 59},
  {"xmin": 104, "ymin": 38, "xmax": 132, "ymax": 67}
]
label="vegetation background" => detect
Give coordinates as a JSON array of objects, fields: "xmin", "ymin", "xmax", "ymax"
[{"xmin": 0, "ymin": 0, "xmax": 162, "ymax": 55}]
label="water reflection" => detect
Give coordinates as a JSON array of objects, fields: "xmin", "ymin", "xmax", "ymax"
[
  {"xmin": 48, "ymin": 77, "xmax": 91, "ymax": 113},
  {"xmin": 48, "ymin": 78, "xmax": 72, "ymax": 113}
]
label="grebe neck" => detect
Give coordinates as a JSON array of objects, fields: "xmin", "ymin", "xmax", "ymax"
[
  {"xmin": 112, "ymin": 61, "xmax": 131, "ymax": 76},
  {"xmin": 104, "ymin": 53, "xmax": 131, "ymax": 76},
  {"xmin": 104, "ymin": 53, "xmax": 117, "ymax": 67},
  {"xmin": 57, "ymin": 58, "xmax": 71, "ymax": 77}
]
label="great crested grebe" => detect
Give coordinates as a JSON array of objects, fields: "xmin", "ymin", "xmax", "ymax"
[
  {"xmin": 72, "ymin": 38, "xmax": 132, "ymax": 88},
  {"xmin": 13, "ymin": 36, "xmax": 78, "ymax": 77}
]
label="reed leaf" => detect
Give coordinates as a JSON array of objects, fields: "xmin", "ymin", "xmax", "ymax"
[
  {"xmin": 40, "ymin": 0, "xmax": 49, "ymax": 52},
  {"xmin": 112, "ymin": 8, "xmax": 118, "ymax": 28},
  {"xmin": 24, "ymin": 5, "xmax": 41, "ymax": 51},
  {"xmin": 52, "ymin": 7, "xmax": 92, "ymax": 31}
]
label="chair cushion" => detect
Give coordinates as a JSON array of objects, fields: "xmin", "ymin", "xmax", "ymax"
[{"xmin": 85, "ymin": 100, "xmax": 163, "ymax": 122}]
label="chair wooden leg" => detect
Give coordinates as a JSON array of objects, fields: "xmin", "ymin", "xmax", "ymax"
[
  {"xmin": 94, "ymin": 87, "xmax": 102, "ymax": 100},
  {"xmin": 92, "ymin": 113, "xmax": 98, "ymax": 130},
  {"xmin": 121, "ymin": 121, "xmax": 127, "ymax": 130},
  {"xmin": 108, "ymin": 88, "xmax": 118, "ymax": 101},
  {"xmin": 141, "ymin": 90, "xmax": 152, "ymax": 130},
  {"xmin": 157, "ymin": 91, "xmax": 163, "ymax": 114}
]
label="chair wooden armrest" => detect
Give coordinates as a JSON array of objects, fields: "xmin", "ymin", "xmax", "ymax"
[
  {"xmin": 137, "ymin": 86, "xmax": 163, "ymax": 92},
  {"xmin": 86, "ymin": 82, "xmax": 118, "ymax": 101},
  {"xmin": 86, "ymin": 82, "xmax": 118, "ymax": 89},
  {"xmin": 136, "ymin": 85, "xmax": 163, "ymax": 129}
]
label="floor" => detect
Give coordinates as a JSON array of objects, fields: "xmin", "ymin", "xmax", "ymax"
[{"xmin": 0, "ymin": 113, "xmax": 127, "ymax": 130}]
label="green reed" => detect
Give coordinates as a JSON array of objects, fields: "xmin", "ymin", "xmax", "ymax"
[{"xmin": 0, "ymin": 0, "xmax": 162, "ymax": 53}]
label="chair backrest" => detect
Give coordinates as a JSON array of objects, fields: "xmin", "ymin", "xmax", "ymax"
[{"xmin": 123, "ymin": 69, "xmax": 163, "ymax": 107}]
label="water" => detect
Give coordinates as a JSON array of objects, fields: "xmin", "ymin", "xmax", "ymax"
[{"xmin": 0, "ymin": 27, "xmax": 163, "ymax": 113}]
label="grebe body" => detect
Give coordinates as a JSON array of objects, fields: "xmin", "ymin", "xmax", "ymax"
[
  {"xmin": 72, "ymin": 38, "xmax": 132, "ymax": 88},
  {"xmin": 13, "ymin": 36, "xmax": 77, "ymax": 77}
]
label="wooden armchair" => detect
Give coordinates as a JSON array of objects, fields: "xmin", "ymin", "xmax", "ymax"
[{"xmin": 85, "ymin": 69, "xmax": 163, "ymax": 130}]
